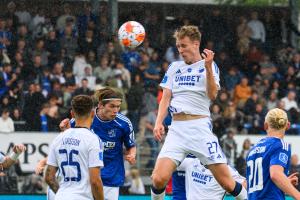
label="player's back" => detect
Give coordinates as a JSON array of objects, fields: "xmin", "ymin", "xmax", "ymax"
[
  {"xmin": 49, "ymin": 128, "xmax": 103, "ymax": 200},
  {"xmin": 246, "ymin": 137, "xmax": 291, "ymax": 200}
]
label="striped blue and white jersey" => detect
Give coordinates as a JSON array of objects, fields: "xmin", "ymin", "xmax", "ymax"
[
  {"xmin": 246, "ymin": 137, "xmax": 291, "ymax": 200},
  {"xmin": 160, "ymin": 60, "xmax": 220, "ymax": 116},
  {"xmin": 71, "ymin": 110, "xmax": 135, "ymax": 187}
]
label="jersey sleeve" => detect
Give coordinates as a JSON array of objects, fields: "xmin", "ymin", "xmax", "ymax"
[
  {"xmin": 88, "ymin": 134, "xmax": 104, "ymax": 168},
  {"xmin": 212, "ymin": 62, "xmax": 221, "ymax": 90},
  {"xmin": 159, "ymin": 63, "xmax": 174, "ymax": 90},
  {"xmin": 270, "ymin": 143, "xmax": 291, "ymax": 169},
  {"xmin": 123, "ymin": 119, "xmax": 136, "ymax": 149},
  {"xmin": 229, "ymin": 165, "xmax": 245, "ymax": 184},
  {"xmin": 47, "ymin": 137, "xmax": 59, "ymax": 167},
  {"xmin": 0, "ymin": 153, "xmax": 5, "ymax": 164}
]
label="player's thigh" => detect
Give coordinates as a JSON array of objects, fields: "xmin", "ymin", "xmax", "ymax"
[
  {"xmin": 152, "ymin": 157, "xmax": 177, "ymax": 184},
  {"xmin": 207, "ymin": 163, "xmax": 235, "ymax": 190},
  {"xmin": 103, "ymin": 186, "xmax": 119, "ymax": 200}
]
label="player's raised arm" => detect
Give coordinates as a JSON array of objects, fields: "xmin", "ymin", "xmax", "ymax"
[
  {"xmin": 89, "ymin": 167, "xmax": 104, "ymax": 200},
  {"xmin": 270, "ymin": 165, "xmax": 300, "ymax": 199},
  {"xmin": 1, "ymin": 144, "xmax": 26, "ymax": 169},
  {"xmin": 153, "ymin": 88, "xmax": 171, "ymax": 141},
  {"xmin": 202, "ymin": 49, "xmax": 218, "ymax": 101}
]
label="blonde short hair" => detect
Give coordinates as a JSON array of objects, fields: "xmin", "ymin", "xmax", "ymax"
[
  {"xmin": 173, "ymin": 25, "xmax": 201, "ymax": 42},
  {"xmin": 265, "ymin": 108, "xmax": 288, "ymax": 130}
]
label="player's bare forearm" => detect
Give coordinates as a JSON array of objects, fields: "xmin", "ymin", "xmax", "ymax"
[
  {"xmin": 45, "ymin": 165, "xmax": 59, "ymax": 193},
  {"xmin": 205, "ymin": 68, "xmax": 218, "ymax": 101},
  {"xmin": 270, "ymin": 165, "xmax": 300, "ymax": 199},
  {"xmin": 156, "ymin": 89, "xmax": 171, "ymax": 125},
  {"xmin": 90, "ymin": 168, "xmax": 104, "ymax": 200},
  {"xmin": 91, "ymin": 178, "xmax": 104, "ymax": 200},
  {"xmin": 125, "ymin": 147, "xmax": 136, "ymax": 165},
  {"xmin": 2, "ymin": 157, "xmax": 15, "ymax": 169}
]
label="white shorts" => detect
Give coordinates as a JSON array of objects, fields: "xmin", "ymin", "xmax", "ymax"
[
  {"xmin": 158, "ymin": 117, "xmax": 227, "ymax": 165},
  {"xmin": 47, "ymin": 187, "xmax": 55, "ymax": 200},
  {"xmin": 104, "ymin": 186, "xmax": 119, "ymax": 200}
]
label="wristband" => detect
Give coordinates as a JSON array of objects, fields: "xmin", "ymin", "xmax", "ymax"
[{"xmin": 9, "ymin": 152, "xmax": 20, "ymax": 161}]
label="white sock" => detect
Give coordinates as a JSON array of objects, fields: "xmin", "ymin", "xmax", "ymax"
[
  {"xmin": 151, "ymin": 189, "xmax": 165, "ymax": 200},
  {"xmin": 234, "ymin": 186, "xmax": 248, "ymax": 200}
]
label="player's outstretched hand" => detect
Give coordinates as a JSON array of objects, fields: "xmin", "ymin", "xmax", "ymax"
[
  {"xmin": 125, "ymin": 154, "xmax": 136, "ymax": 165},
  {"xmin": 288, "ymin": 172, "xmax": 299, "ymax": 186},
  {"xmin": 201, "ymin": 49, "xmax": 215, "ymax": 69},
  {"xmin": 13, "ymin": 144, "xmax": 26, "ymax": 154},
  {"xmin": 59, "ymin": 118, "xmax": 71, "ymax": 131},
  {"xmin": 153, "ymin": 123, "xmax": 165, "ymax": 142}
]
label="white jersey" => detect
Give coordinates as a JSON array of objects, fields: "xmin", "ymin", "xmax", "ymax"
[
  {"xmin": 47, "ymin": 127, "xmax": 104, "ymax": 200},
  {"xmin": 160, "ymin": 60, "xmax": 220, "ymax": 116},
  {"xmin": 0, "ymin": 153, "xmax": 5, "ymax": 163},
  {"xmin": 178, "ymin": 158, "xmax": 245, "ymax": 200}
]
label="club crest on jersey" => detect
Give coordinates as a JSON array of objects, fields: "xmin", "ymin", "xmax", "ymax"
[
  {"xmin": 108, "ymin": 129, "xmax": 116, "ymax": 137},
  {"xmin": 279, "ymin": 152, "xmax": 288, "ymax": 164},
  {"xmin": 199, "ymin": 68, "xmax": 205, "ymax": 73}
]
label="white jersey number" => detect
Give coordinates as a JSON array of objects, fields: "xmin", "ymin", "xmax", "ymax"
[
  {"xmin": 247, "ymin": 157, "xmax": 263, "ymax": 193},
  {"xmin": 59, "ymin": 149, "xmax": 81, "ymax": 182}
]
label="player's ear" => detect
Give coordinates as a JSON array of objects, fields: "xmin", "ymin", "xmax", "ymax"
[
  {"xmin": 90, "ymin": 109, "xmax": 95, "ymax": 118},
  {"xmin": 98, "ymin": 102, "xmax": 104, "ymax": 109},
  {"xmin": 264, "ymin": 122, "xmax": 268, "ymax": 131},
  {"xmin": 286, "ymin": 121, "xmax": 291, "ymax": 131},
  {"xmin": 70, "ymin": 110, "xmax": 75, "ymax": 118}
]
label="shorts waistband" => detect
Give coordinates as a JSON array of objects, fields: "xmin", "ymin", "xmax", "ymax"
[{"xmin": 172, "ymin": 113, "xmax": 208, "ymax": 121}]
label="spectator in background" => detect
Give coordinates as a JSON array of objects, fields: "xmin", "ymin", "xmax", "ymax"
[
  {"xmin": 236, "ymin": 138, "xmax": 252, "ymax": 176},
  {"xmin": 0, "ymin": 109, "xmax": 15, "ymax": 133},
  {"xmin": 56, "ymin": 3, "xmax": 75, "ymax": 32},
  {"xmin": 73, "ymin": 78, "xmax": 92, "ymax": 96},
  {"xmin": 60, "ymin": 24, "xmax": 78, "ymax": 59},
  {"xmin": 22, "ymin": 83, "xmax": 46, "ymax": 131},
  {"xmin": 247, "ymin": 11, "xmax": 265, "ymax": 47},
  {"xmin": 233, "ymin": 77, "xmax": 252, "ymax": 107},
  {"xmin": 145, "ymin": 109, "xmax": 159, "ymax": 168},
  {"xmin": 77, "ymin": 3, "xmax": 97, "ymax": 37},
  {"xmin": 223, "ymin": 67, "xmax": 241, "ymax": 93},
  {"xmin": 94, "ymin": 56, "xmax": 113, "ymax": 84},
  {"xmin": 128, "ymin": 168, "xmax": 145, "ymax": 195},
  {"xmin": 127, "ymin": 74, "xmax": 144, "ymax": 134},
  {"xmin": 220, "ymin": 129, "xmax": 237, "ymax": 167},
  {"xmin": 45, "ymin": 30, "xmax": 61, "ymax": 66},
  {"xmin": 281, "ymin": 90, "xmax": 299, "ymax": 112},
  {"xmin": 0, "ymin": 63, "xmax": 17, "ymax": 98},
  {"xmin": 11, "ymin": 107, "xmax": 25, "ymax": 131},
  {"xmin": 0, "ymin": 17, "xmax": 13, "ymax": 52},
  {"xmin": 266, "ymin": 90, "xmax": 279, "ymax": 110},
  {"xmin": 15, "ymin": 1, "xmax": 31, "ymax": 26}
]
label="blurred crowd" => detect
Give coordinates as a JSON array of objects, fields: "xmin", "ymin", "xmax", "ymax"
[{"xmin": 0, "ymin": 0, "xmax": 299, "ymax": 194}]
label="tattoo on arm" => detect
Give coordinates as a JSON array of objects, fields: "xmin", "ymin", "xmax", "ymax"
[{"xmin": 45, "ymin": 165, "xmax": 59, "ymax": 193}]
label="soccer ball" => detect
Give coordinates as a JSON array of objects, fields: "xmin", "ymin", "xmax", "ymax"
[{"xmin": 118, "ymin": 21, "xmax": 145, "ymax": 48}]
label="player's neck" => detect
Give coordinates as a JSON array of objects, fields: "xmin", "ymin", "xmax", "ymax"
[
  {"xmin": 74, "ymin": 119, "xmax": 91, "ymax": 129},
  {"xmin": 267, "ymin": 130, "xmax": 285, "ymax": 139}
]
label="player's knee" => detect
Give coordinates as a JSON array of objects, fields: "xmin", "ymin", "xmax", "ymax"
[{"xmin": 152, "ymin": 173, "xmax": 168, "ymax": 189}]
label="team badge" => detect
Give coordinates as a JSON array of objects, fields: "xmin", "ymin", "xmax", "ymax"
[{"xmin": 108, "ymin": 129, "xmax": 116, "ymax": 137}]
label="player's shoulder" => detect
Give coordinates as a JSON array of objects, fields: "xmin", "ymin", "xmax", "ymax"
[
  {"xmin": 267, "ymin": 137, "xmax": 289, "ymax": 151},
  {"xmin": 115, "ymin": 113, "xmax": 133, "ymax": 128},
  {"xmin": 167, "ymin": 61, "xmax": 185, "ymax": 72}
]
